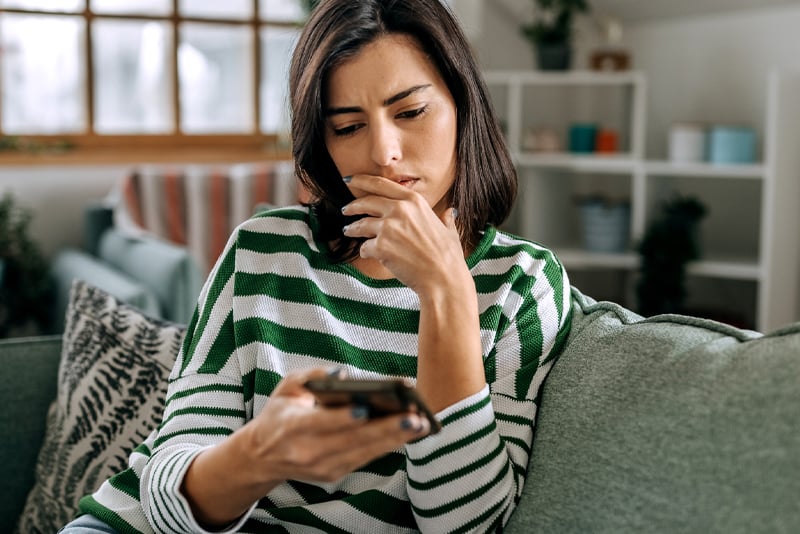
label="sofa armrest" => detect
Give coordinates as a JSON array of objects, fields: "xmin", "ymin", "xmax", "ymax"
[
  {"xmin": 51, "ymin": 249, "xmax": 162, "ymax": 332},
  {"xmin": 0, "ymin": 335, "xmax": 62, "ymax": 532},
  {"xmin": 97, "ymin": 229, "xmax": 201, "ymax": 324},
  {"xmin": 84, "ymin": 203, "xmax": 115, "ymax": 257}
]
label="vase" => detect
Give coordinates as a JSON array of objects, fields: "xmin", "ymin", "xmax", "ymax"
[{"xmin": 536, "ymin": 42, "xmax": 572, "ymax": 71}]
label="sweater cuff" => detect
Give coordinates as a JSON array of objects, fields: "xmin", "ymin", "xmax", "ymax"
[
  {"xmin": 141, "ymin": 446, "xmax": 257, "ymax": 534},
  {"xmin": 407, "ymin": 384, "xmax": 493, "ymax": 458}
]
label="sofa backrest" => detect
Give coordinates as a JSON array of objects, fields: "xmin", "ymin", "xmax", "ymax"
[
  {"xmin": 0, "ymin": 335, "xmax": 62, "ymax": 532},
  {"xmin": 506, "ymin": 287, "xmax": 800, "ymax": 533}
]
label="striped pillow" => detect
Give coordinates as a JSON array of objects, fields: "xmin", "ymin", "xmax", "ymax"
[
  {"xmin": 116, "ymin": 161, "xmax": 298, "ymax": 274},
  {"xmin": 15, "ymin": 280, "xmax": 184, "ymax": 534}
]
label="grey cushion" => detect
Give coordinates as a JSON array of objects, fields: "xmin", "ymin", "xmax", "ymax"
[
  {"xmin": 98, "ymin": 228, "xmax": 202, "ymax": 324},
  {"xmin": 507, "ymin": 287, "xmax": 800, "ymax": 533}
]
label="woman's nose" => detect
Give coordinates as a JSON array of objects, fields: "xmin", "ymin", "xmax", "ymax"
[{"xmin": 369, "ymin": 122, "xmax": 402, "ymax": 167}]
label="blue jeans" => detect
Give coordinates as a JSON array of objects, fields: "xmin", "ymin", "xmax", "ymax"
[{"xmin": 59, "ymin": 514, "xmax": 119, "ymax": 534}]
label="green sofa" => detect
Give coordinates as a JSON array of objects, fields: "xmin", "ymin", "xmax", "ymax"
[{"xmin": 2, "ymin": 288, "xmax": 798, "ymax": 532}]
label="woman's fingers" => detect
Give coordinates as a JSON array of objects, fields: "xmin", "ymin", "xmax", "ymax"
[
  {"xmin": 343, "ymin": 173, "xmax": 413, "ymax": 200},
  {"xmin": 251, "ymin": 371, "xmax": 432, "ymax": 483},
  {"xmin": 280, "ymin": 413, "xmax": 431, "ymax": 482}
]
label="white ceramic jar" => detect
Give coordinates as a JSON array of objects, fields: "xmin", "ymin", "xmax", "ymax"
[{"xmin": 668, "ymin": 122, "xmax": 707, "ymax": 163}]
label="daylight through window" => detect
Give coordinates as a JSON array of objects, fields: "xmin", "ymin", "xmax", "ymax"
[{"xmin": 0, "ymin": 0, "xmax": 305, "ymax": 149}]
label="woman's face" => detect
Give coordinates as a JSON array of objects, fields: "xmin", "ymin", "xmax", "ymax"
[{"xmin": 323, "ymin": 34, "xmax": 458, "ymax": 216}]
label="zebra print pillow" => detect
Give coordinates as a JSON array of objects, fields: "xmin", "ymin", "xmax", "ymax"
[{"xmin": 16, "ymin": 280, "xmax": 186, "ymax": 533}]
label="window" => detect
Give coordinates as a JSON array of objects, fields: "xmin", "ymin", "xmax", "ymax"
[{"xmin": 0, "ymin": 0, "xmax": 306, "ymax": 153}]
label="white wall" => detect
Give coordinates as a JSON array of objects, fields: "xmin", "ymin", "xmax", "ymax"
[
  {"xmin": 624, "ymin": 4, "xmax": 800, "ymax": 157},
  {"xmin": 0, "ymin": 166, "xmax": 127, "ymax": 258}
]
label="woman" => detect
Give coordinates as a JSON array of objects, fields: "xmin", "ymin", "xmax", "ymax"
[{"xmin": 65, "ymin": 0, "xmax": 571, "ymax": 531}]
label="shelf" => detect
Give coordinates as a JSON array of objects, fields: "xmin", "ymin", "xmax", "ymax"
[
  {"xmin": 687, "ymin": 258, "xmax": 761, "ymax": 280},
  {"xmin": 555, "ymin": 249, "xmax": 639, "ymax": 270},
  {"xmin": 513, "ymin": 152, "xmax": 639, "ymax": 173},
  {"xmin": 644, "ymin": 160, "xmax": 767, "ymax": 179},
  {"xmin": 488, "ymin": 69, "xmax": 799, "ymax": 330},
  {"xmin": 0, "ymin": 148, "xmax": 292, "ymax": 166},
  {"xmin": 555, "ymin": 248, "xmax": 760, "ymax": 281},
  {"xmin": 483, "ymin": 70, "xmax": 645, "ymax": 86}
]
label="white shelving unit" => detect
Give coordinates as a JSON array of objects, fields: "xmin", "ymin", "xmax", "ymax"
[{"xmin": 484, "ymin": 69, "xmax": 800, "ymax": 331}]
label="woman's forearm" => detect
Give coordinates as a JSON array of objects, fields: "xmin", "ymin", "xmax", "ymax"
[{"xmin": 414, "ymin": 266, "xmax": 485, "ymax": 413}]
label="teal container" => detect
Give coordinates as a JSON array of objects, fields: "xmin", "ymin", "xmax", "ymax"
[
  {"xmin": 569, "ymin": 124, "xmax": 598, "ymax": 153},
  {"xmin": 708, "ymin": 126, "xmax": 756, "ymax": 164}
]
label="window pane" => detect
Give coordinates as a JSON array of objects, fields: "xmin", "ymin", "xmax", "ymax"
[
  {"xmin": 0, "ymin": 0, "xmax": 82, "ymax": 12},
  {"xmin": 0, "ymin": 14, "xmax": 86, "ymax": 134},
  {"xmin": 260, "ymin": 0, "xmax": 305, "ymax": 22},
  {"xmin": 91, "ymin": 0, "xmax": 170, "ymax": 16},
  {"xmin": 260, "ymin": 26, "xmax": 298, "ymax": 134},
  {"xmin": 179, "ymin": 0, "xmax": 252, "ymax": 19},
  {"xmin": 179, "ymin": 23, "xmax": 254, "ymax": 133},
  {"xmin": 93, "ymin": 20, "xmax": 173, "ymax": 134}
]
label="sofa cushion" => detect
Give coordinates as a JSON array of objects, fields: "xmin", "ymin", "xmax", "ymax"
[
  {"xmin": 507, "ymin": 287, "xmax": 800, "ymax": 533},
  {"xmin": 51, "ymin": 249, "xmax": 162, "ymax": 332},
  {"xmin": 15, "ymin": 280, "xmax": 185, "ymax": 533},
  {"xmin": 97, "ymin": 228, "xmax": 201, "ymax": 325}
]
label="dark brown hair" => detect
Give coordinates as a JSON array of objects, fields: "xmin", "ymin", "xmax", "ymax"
[{"xmin": 289, "ymin": 0, "xmax": 516, "ymax": 262}]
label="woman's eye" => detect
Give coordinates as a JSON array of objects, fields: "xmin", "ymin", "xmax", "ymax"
[
  {"xmin": 333, "ymin": 124, "xmax": 362, "ymax": 137},
  {"xmin": 396, "ymin": 105, "xmax": 429, "ymax": 119}
]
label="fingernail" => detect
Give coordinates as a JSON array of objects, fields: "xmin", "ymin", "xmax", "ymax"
[
  {"xmin": 342, "ymin": 175, "xmax": 352, "ymax": 183},
  {"xmin": 327, "ymin": 366, "xmax": 345, "ymax": 378},
  {"xmin": 341, "ymin": 205, "xmax": 348, "ymax": 214},
  {"xmin": 401, "ymin": 417, "xmax": 424, "ymax": 432},
  {"xmin": 342, "ymin": 224, "xmax": 350, "ymax": 234},
  {"xmin": 452, "ymin": 208, "xmax": 459, "ymax": 219},
  {"xmin": 352, "ymin": 405, "xmax": 369, "ymax": 420}
]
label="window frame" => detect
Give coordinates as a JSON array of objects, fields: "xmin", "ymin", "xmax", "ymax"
[{"xmin": 0, "ymin": 1, "xmax": 303, "ymax": 160}]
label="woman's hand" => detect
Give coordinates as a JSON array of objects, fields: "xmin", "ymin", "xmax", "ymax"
[
  {"xmin": 244, "ymin": 367, "xmax": 430, "ymax": 483},
  {"xmin": 182, "ymin": 367, "xmax": 429, "ymax": 529},
  {"xmin": 341, "ymin": 174, "xmax": 467, "ymax": 297},
  {"xmin": 339, "ymin": 174, "xmax": 485, "ymax": 414}
]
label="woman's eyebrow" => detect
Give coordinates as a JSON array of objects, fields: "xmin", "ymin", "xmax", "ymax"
[
  {"xmin": 325, "ymin": 84, "xmax": 432, "ymax": 116},
  {"xmin": 383, "ymin": 84, "xmax": 431, "ymax": 106}
]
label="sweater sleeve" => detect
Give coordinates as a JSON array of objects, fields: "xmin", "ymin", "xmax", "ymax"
[
  {"xmin": 139, "ymin": 233, "xmax": 257, "ymax": 534},
  {"xmin": 405, "ymin": 251, "xmax": 572, "ymax": 533}
]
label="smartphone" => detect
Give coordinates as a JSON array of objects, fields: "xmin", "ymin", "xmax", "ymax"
[{"xmin": 304, "ymin": 377, "xmax": 441, "ymax": 434}]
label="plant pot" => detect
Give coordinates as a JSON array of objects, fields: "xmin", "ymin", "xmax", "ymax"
[
  {"xmin": 536, "ymin": 42, "xmax": 572, "ymax": 71},
  {"xmin": 577, "ymin": 199, "xmax": 630, "ymax": 253}
]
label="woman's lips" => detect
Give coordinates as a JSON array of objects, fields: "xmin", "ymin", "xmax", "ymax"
[{"xmin": 392, "ymin": 176, "xmax": 419, "ymax": 188}]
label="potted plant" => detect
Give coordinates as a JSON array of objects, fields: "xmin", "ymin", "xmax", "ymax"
[
  {"xmin": 521, "ymin": 0, "xmax": 591, "ymax": 70},
  {"xmin": 636, "ymin": 195, "xmax": 707, "ymax": 317},
  {"xmin": 0, "ymin": 191, "xmax": 53, "ymax": 337}
]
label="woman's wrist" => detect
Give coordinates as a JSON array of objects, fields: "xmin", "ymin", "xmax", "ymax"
[
  {"xmin": 181, "ymin": 427, "xmax": 282, "ymax": 529},
  {"xmin": 415, "ymin": 260, "xmax": 475, "ymax": 308}
]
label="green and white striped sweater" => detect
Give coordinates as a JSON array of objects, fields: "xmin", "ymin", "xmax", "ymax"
[{"xmin": 79, "ymin": 206, "xmax": 571, "ymax": 533}]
